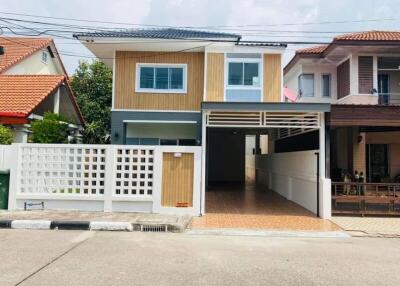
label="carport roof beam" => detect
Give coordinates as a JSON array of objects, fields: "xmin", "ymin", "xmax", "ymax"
[{"xmin": 201, "ymin": 102, "xmax": 331, "ymax": 112}]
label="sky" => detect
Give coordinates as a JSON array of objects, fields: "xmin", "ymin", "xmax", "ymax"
[{"xmin": 1, "ymin": 0, "xmax": 400, "ymax": 74}]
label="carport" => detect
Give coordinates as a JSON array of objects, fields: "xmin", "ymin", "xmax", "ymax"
[{"xmin": 199, "ymin": 102, "xmax": 332, "ymax": 224}]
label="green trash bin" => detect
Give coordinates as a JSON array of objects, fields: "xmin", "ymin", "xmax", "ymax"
[{"xmin": 0, "ymin": 169, "xmax": 10, "ymax": 210}]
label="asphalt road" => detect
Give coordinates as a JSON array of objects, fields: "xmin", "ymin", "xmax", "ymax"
[{"xmin": 1, "ymin": 229, "xmax": 400, "ymax": 286}]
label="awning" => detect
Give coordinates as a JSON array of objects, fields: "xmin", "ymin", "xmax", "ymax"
[{"xmin": 328, "ymin": 104, "xmax": 400, "ymax": 126}]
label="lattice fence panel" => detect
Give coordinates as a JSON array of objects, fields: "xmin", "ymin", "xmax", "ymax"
[
  {"xmin": 207, "ymin": 111, "xmax": 263, "ymax": 127},
  {"xmin": 18, "ymin": 146, "xmax": 106, "ymax": 195},
  {"xmin": 264, "ymin": 112, "xmax": 319, "ymax": 129},
  {"xmin": 114, "ymin": 147, "xmax": 154, "ymax": 197}
]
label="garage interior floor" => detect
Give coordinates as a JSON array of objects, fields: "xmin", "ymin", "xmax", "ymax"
[{"xmin": 191, "ymin": 183, "xmax": 340, "ymax": 231}]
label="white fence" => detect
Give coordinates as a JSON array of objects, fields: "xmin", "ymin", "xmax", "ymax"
[
  {"xmin": 0, "ymin": 145, "xmax": 12, "ymax": 171},
  {"xmin": 255, "ymin": 150, "xmax": 331, "ymax": 218},
  {"xmin": 7, "ymin": 144, "xmax": 201, "ymax": 215}
]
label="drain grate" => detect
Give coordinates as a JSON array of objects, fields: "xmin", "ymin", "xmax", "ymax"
[{"xmin": 140, "ymin": 224, "xmax": 168, "ymax": 232}]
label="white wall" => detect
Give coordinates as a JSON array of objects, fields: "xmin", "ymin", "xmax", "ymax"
[
  {"xmin": 0, "ymin": 145, "xmax": 12, "ymax": 171},
  {"xmin": 284, "ymin": 62, "xmax": 337, "ymax": 103},
  {"xmin": 255, "ymin": 150, "xmax": 331, "ymax": 218},
  {"xmin": 4, "ymin": 50, "xmax": 61, "ymax": 75}
]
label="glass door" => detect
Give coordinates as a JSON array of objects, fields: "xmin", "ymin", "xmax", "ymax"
[{"xmin": 378, "ymin": 74, "xmax": 390, "ymax": 104}]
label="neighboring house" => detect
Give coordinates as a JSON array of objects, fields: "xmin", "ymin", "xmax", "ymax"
[
  {"xmin": 75, "ymin": 28, "xmax": 332, "ymax": 219},
  {"xmin": 284, "ymin": 31, "xmax": 400, "ymax": 215},
  {"xmin": 0, "ymin": 37, "xmax": 84, "ymax": 142}
]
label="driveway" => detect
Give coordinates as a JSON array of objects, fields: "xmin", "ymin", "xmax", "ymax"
[
  {"xmin": 1, "ymin": 230, "xmax": 400, "ymax": 285},
  {"xmin": 193, "ymin": 185, "xmax": 339, "ymax": 231}
]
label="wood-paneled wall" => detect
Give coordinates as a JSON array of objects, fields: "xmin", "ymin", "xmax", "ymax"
[
  {"xmin": 114, "ymin": 51, "xmax": 204, "ymax": 111},
  {"xmin": 263, "ymin": 54, "xmax": 282, "ymax": 102},
  {"xmin": 206, "ymin": 53, "xmax": 224, "ymax": 101},
  {"xmin": 337, "ymin": 59, "xmax": 350, "ymax": 99},
  {"xmin": 358, "ymin": 56, "xmax": 373, "ymax": 94},
  {"xmin": 161, "ymin": 153, "xmax": 194, "ymax": 207}
]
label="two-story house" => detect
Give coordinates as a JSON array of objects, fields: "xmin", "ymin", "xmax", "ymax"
[
  {"xmin": 0, "ymin": 36, "xmax": 84, "ymax": 142},
  {"xmin": 284, "ymin": 31, "xmax": 400, "ymax": 215},
  {"xmin": 76, "ymin": 28, "xmax": 332, "ymax": 219}
]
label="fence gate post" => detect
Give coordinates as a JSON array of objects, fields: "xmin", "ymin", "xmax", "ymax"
[
  {"xmin": 103, "ymin": 145, "xmax": 115, "ymax": 212},
  {"xmin": 7, "ymin": 144, "xmax": 19, "ymax": 210}
]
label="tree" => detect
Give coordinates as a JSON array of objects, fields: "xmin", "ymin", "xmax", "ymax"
[
  {"xmin": 30, "ymin": 112, "xmax": 70, "ymax": 143},
  {"xmin": 70, "ymin": 60, "xmax": 112, "ymax": 144},
  {"xmin": 0, "ymin": 125, "xmax": 13, "ymax": 144}
]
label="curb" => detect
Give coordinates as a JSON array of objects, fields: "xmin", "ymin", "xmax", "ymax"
[
  {"xmin": 187, "ymin": 228, "xmax": 351, "ymax": 238},
  {"xmin": 0, "ymin": 219, "xmax": 185, "ymax": 232}
]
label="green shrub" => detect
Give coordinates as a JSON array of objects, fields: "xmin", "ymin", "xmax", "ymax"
[
  {"xmin": 30, "ymin": 112, "xmax": 70, "ymax": 143},
  {"xmin": 0, "ymin": 125, "xmax": 13, "ymax": 145}
]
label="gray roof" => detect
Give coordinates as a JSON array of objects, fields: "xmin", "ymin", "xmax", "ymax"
[
  {"xmin": 74, "ymin": 28, "xmax": 241, "ymax": 41},
  {"xmin": 237, "ymin": 42, "xmax": 287, "ymax": 48}
]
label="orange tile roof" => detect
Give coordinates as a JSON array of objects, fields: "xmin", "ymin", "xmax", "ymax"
[
  {"xmin": 296, "ymin": 45, "xmax": 329, "ymax": 55},
  {"xmin": 0, "ymin": 37, "xmax": 53, "ymax": 73},
  {"xmin": 294, "ymin": 31, "xmax": 400, "ymax": 56},
  {"xmin": 0, "ymin": 75, "xmax": 65, "ymax": 117},
  {"xmin": 334, "ymin": 30, "xmax": 400, "ymax": 41}
]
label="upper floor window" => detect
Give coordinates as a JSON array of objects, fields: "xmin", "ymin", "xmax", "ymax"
[
  {"xmin": 321, "ymin": 74, "xmax": 331, "ymax": 97},
  {"xmin": 135, "ymin": 64, "xmax": 187, "ymax": 93},
  {"xmin": 298, "ymin": 74, "xmax": 314, "ymax": 97},
  {"xmin": 41, "ymin": 51, "xmax": 48, "ymax": 64},
  {"xmin": 228, "ymin": 61, "xmax": 260, "ymax": 87}
]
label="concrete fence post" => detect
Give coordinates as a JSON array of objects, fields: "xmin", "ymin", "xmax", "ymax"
[
  {"xmin": 103, "ymin": 145, "xmax": 115, "ymax": 212},
  {"xmin": 7, "ymin": 144, "xmax": 19, "ymax": 210},
  {"xmin": 320, "ymin": 178, "xmax": 332, "ymax": 219},
  {"xmin": 151, "ymin": 147, "xmax": 163, "ymax": 213}
]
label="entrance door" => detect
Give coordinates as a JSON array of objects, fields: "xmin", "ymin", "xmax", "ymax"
[
  {"xmin": 366, "ymin": 144, "xmax": 389, "ymax": 182},
  {"xmin": 378, "ymin": 74, "xmax": 390, "ymax": 104},
  {"xmin": 161, "ymin": 152, "xmax": 194, "ymax": 207}
]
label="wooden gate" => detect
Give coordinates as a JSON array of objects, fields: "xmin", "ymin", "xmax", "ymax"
[{"xmin": 161, "ymin": 152, "xmax": 194, "ymax": 207}]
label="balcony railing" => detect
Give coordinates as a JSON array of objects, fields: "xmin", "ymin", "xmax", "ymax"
[
  {"xmin": 332, "ymin": 182, "xmax": 400, "ymax": 216},
  {"xmin": 378, "ymin": 93, "xmax": 400, "ymax": 105}
]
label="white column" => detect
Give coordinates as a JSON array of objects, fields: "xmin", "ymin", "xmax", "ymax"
[
  {"xmin": 372, "ymin": 55, "xmax": 378, "ymax": 92},
  {"xmin": 319, "ymin": 113, "xmax": 326, "ymax": 179},
  {"xmin": 152, "ymin": 147, "xmax": 163, "ymax": 213},
  {"xmin": 350, "ymin": 54, "xmax": 359, "ymax": 95},
  {"xmin": 319, "ymin": 113, "xmax": 331, "ymax": 219},
  {"xmin": 7, "ymin": 144, "xmax": 19, "ymax": 210},
  {"xmin": 200, "ymin": 112, "xmax": 207, "ymax": 215},
  {"xmin": 103, "ymin": 145, "xmax": 115, "ymax": 212},
  {"xmin": 53, "ymin": 88, "xmax": 60, "ymax": 114}
]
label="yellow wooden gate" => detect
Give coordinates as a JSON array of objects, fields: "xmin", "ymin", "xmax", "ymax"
[{"xmin": 161, "ymin": 152, "xmax": 194, "ymax": 207}]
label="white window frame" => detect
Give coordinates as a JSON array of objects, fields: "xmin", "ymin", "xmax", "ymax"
[
  {"xmin": 41, "ymin": 51, "xmax": 48, "ymax": 64},
  {"xmin": 135, "ymin": 63, "xmax": 187, "ymax": 94},
  {"xmin": 225, "ymin": 58, "xmax": 262, "ymax": 90},
  {"xmin": 321, "ymin": 73, "xmax": 331, "ymax": 97},
  {"xmin": 298, "ymin": 73, "xmax": 315, "ymax": 98}
]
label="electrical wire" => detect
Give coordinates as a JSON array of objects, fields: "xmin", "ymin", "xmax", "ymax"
[{"xmin": 0, "ymin": 10, "xmax": 398, "ymax": 29}]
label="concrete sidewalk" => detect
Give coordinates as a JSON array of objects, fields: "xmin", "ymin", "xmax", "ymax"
[
  {"xmin": 0, "ymin": 210, "xmax": 191, "ymax": 232},
  {"xmin": 332, "ymin": 216, "xmax": 400, "ymax": 237}
]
